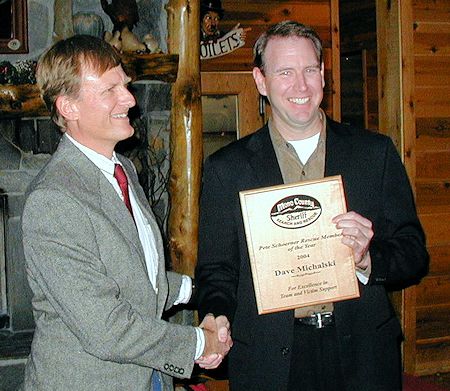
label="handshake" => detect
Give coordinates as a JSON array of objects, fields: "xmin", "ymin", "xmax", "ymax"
[{"xmin": 195, "ymin": 314, "xmax": 233, "ymax": 369}]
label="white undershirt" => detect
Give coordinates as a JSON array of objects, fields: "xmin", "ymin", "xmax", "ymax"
[{"xmin": 289, "ymin": 132, "xmax": 320, "ymax": 165}]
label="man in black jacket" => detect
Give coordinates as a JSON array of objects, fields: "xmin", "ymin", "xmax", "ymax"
[{"xmin": 195, "ymin": 21, "xmax": 429, "ymax": 391}]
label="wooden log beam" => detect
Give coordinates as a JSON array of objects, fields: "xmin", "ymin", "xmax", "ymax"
[
  {"xmin": 167, "ymin": 0, "xmax": 202, "ymax": 276},
  {"xmin": 0, "ymin": 54, "xmax": 179, "ymax": 118},
  {"xmin": 0, "ymin": 84, "xmax": 47, "ymax": 118},
  {"xmin": 120, "ymin": 53, "xmax": 179, "ymax": 83}
]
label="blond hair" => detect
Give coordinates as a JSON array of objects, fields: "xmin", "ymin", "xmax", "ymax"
[{"xmin": 36, "ymin": 35, "xmax": 121, "ymax": 130}]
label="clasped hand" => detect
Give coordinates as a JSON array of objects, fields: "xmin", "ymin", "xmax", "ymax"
[{"xmin": 195, "ymin": 314, "xmax": 233, "ymax": 369}]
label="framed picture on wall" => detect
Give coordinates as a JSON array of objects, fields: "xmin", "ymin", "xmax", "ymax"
[
  {"xmin": 202, "ymin": 94, "xmax": 238, "ymax": 158},
  {"xmin": 0, "ymin": 0, "xmax": 28, "ymax": 54}
]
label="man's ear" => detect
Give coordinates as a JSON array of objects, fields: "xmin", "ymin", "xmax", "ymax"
[
  {"xmin": 55, "ymin": 95, "xmax": 79, "ymax": 121},
  {"xmin": 252, "ymin": 67, "xmax": 267, "ymax": 97}
]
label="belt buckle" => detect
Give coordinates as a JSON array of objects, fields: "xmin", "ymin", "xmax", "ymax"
[{"xmin": 312, "ymin": 312, "xmax": 332, "ymax": 329}]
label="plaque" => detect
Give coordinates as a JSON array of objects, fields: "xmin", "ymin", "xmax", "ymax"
[{"xmin": 239, "ymin": 175, "xmax": 360, "ymax": 314}]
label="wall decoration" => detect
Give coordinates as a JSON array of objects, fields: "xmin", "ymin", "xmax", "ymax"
[
  {"xmin": 199, "ymin": 0, "xmax": 250, "ymax": 60},
  {"xmin": 101, "ymin": 0, "xmax": 161, "ymax": 53},
  {"xmin": 0, "ymin": 60, "xmax": 36, "ymax": 85},
  {"xmin": 0, "ymin": 0, "xmax": 28, "ymax": 54}
]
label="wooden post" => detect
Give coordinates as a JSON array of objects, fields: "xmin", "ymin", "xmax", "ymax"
[
  {"xmin": 166, "ymin": 0, "xmax": 202, "ymax": 276},
  {"xmin": 330, "ymin": 0, "xmax": 341, "ymax": 122},
  {"xmin": 376, "ymin": 0, "xmax": 417, "ymax": 373},
  {"xmin": 376, "ymin": 0, "xmax": 417, "ymax": 174}
]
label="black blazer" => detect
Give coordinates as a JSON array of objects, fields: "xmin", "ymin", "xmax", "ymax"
[{"xmin": 196, "ymin": 119, "xmax": 429, "ymax": 391}]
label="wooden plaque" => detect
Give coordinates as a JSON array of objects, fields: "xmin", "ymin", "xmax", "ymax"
[{"xmin": 239, "ymin": 175, "xmax": 360, "ymax": 314}]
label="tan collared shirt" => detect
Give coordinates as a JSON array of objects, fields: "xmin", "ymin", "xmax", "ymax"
[
  {"xmin": 269, "ymin": 114, "xmax": 327, "ymax": 184},
  {"xmin": 268, "ymin": 110, "xmax": 333, "ymax": 317}
]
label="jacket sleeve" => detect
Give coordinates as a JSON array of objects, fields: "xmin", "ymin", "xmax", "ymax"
[
  {"xmin": 195, "ymin": 156, "xmax": 241, "ymax": 322},
  {"xmin": 165, "ymin": 270, "xmax": 184, "ymax": 310},
  {"xmin": 368, "ymin": 138, "xmax": 429, "ymax": 289}
]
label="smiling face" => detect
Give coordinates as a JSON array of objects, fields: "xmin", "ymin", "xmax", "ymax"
[
  {"xmin": 61, "ymin": 64, "xmax": 136, "ymax": 158},
  {"xmin": 252, "ymin": 36, "xmax": 325, "ymax": 141}
]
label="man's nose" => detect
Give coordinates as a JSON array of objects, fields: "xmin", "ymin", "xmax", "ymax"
[
  {"xmin": 294, "ymin": 73, "xmax": 308, "ymax": 91},
  {"xmin": 120, "ymin": 87, "xmax": 136, "ymax": 108}
]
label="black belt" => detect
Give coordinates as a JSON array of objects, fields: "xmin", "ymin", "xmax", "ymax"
[{"xmin": 294, "ymin": 312, "xmax": 334, "ymax": 329}]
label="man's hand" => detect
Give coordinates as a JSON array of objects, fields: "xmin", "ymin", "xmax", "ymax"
[
  {"xmin": 332, "ymin": 211, "xmax": 374, "ymax": 270},
  {"xmin": 195, "ymin": 314, "xmax": 233, "ymax": 369}
]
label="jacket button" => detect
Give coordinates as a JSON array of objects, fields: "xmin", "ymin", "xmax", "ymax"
[{"xmin": 281, "ymin": 347, "xmax": 290, "ymax": 356}]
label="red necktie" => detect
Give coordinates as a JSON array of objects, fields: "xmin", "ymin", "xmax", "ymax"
[{"xmin": 114, "ymin": 164, "xmax": 134, "ymax": 218}]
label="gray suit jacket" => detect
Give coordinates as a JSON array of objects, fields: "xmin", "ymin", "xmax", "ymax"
[{"xmin": 20, "ymin": 135, "xmax": 196, "ymax": 391}]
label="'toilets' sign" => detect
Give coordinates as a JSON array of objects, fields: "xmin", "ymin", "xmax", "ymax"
[{"xmin": 200, "ymin": 27, "xmax": 246, "ymax": 60}]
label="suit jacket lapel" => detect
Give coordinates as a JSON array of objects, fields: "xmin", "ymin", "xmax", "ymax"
[
  {"xmin": 325, "ymin": 120, "xmax": 353, "ymax": 178},
  {"xmin": 131, "ymin": 183, "xmax": 168, "ymax": 309},
  {"xmin": 242, "ymin": 121, "xmax": 354, "ymax": 189},
  {"xmin": 246, "ymin": 125, "xmax": 284, "ymax": 188},
  {"xmin": 129, "ymin": 182, "xmax": 169, "ymax": 315},
  {"xmin": 57, "ymin": 137, "xmax": 146, "ymax": 268},
  {"xmin": 118, "ymin": 158, "xmax": 164, "ymax": 251},
  {"xmin": 98, "ymin": 179, "xmax": 145, "ymax": 258}
]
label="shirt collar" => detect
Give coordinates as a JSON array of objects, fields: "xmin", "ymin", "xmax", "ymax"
[
  {"xmin": 64, "ymin": 133, "xmax": 119, "ymax": 177},
  {"xmin": 269, "ymin": 108, "xmax": 327, "ymax": 148}
]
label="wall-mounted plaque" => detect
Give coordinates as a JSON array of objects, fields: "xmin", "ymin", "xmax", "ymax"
[
  {"xmin": 239, "ymin": 175, "xmax": 360, "ymax": 315},
  {"xmin": 0, "ymin": 0, "xmax": 28, "ymax": 54}
]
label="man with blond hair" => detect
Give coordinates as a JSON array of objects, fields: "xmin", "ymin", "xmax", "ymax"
[{"xmin": 20, "ymin": 35, "xmax": 232, "ymax": 391}]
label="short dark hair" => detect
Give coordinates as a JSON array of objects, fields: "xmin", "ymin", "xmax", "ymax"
[
  {"xmin": 253, "ymin": 21, "xmax": 323, "ymax": 72},
  {"xmin": 36, "ymin": 35, "xmax": 121, "ymax": 130}
]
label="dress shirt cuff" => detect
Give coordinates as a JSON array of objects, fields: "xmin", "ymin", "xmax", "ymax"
[
  {"xmin": 356, "ymin": 253, "xmax": 372, "ymax": 285},
  {"xmin": 194, "ymin": 327, "xmax": 205, "ymax": 360},
  {"xmin": 173, "ymin": 275, "xmax": 192, "ymax": 305}
]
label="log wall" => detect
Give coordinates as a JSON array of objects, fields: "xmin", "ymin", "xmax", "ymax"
[
  {"xmin": 411, "ymin": 0, "xmax": 450, "ymax": 375},
  {"xmin": 332, "ymin": 0, "xmax": 450, "ymax": 377}
]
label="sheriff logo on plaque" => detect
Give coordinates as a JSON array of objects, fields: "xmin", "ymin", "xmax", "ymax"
[
  {"xmin": 270, "ymin": 194, "xmax": 322, "ymax": 229},
  {"xmin": 239, "ymin": 175, "xmax": 360, "ymax": 314}
]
